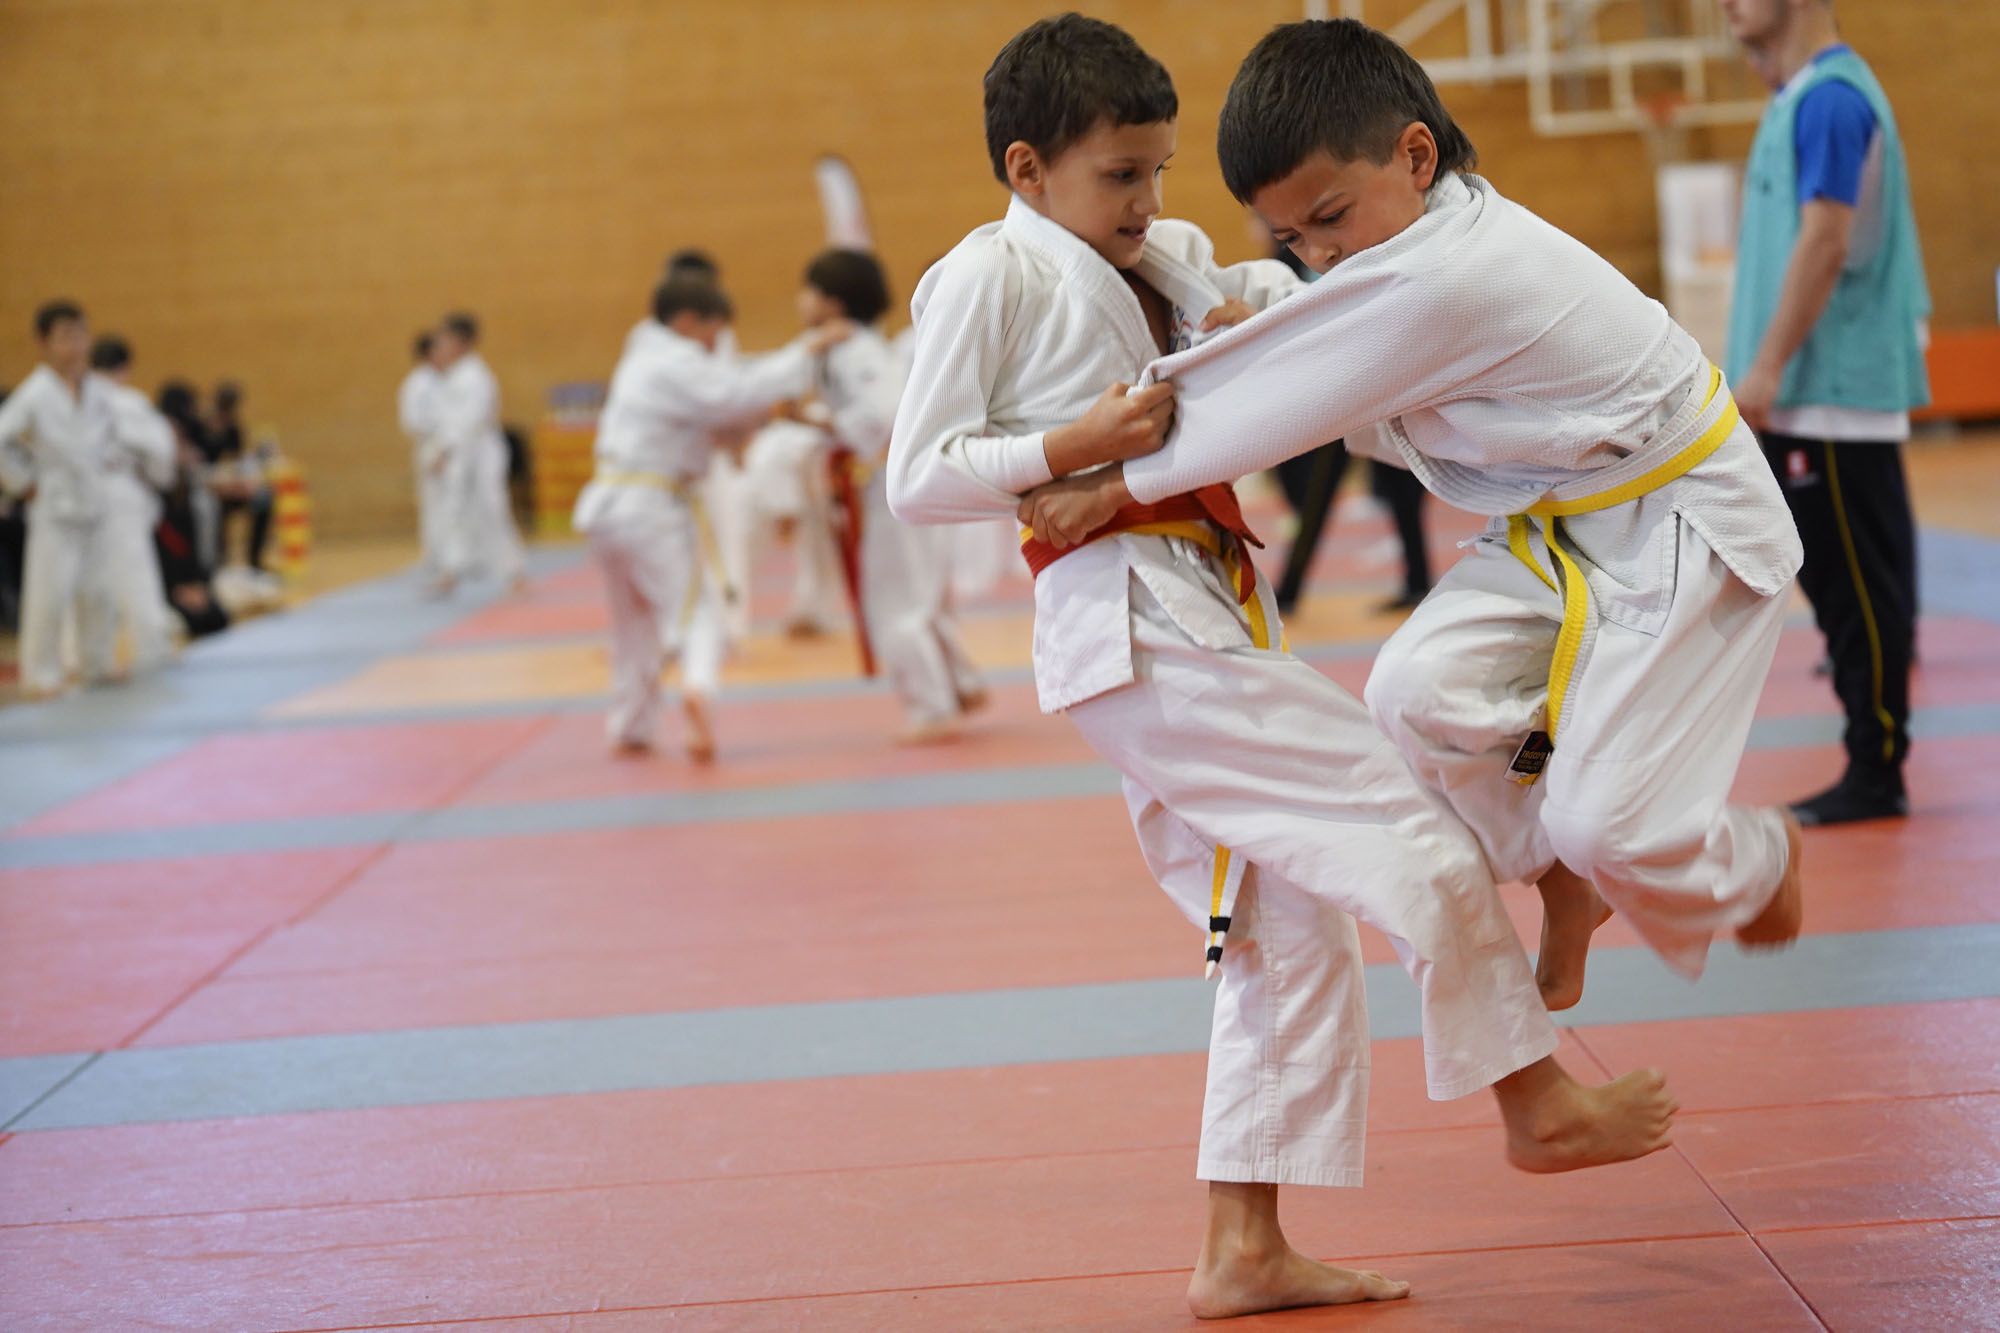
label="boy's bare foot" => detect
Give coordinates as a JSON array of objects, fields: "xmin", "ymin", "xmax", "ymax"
[
  {"xmin": 1189, "ymin": 1182, "xmax": 1408, "ymax": 1321},
  {"xmin": 955, "ymin": 685, "xmax": 990, "ymax": 716},
  {"xmin": 611, "ymin": 735, "xmax": 654, "ymax": 758},
  {"xmin": 1736, "ymin": 810, "xmax": 1804, "ymax": 950},
  {"xmin": 1494, "ymin": 1057, "xmax": 1676, "ymax": 1174},
  {"xmin": 1188, "ymin": 1245, "xmax": 1409, "ymax": 1320},
  {"xmin": 682, "ymin": 696, "xmax": 716, "ymax": 764},
  {"xmin": 1535, "ymin": 862, "xmax": 1613, "ymax": 1011}
]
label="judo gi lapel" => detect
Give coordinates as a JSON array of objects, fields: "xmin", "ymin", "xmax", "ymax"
[{"xmin": 1001, "ymin": 194, "xmax": 1157, "ymax": 367}]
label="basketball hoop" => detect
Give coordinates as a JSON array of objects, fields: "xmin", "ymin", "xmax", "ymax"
[{"xmin": 1639, "ymin": 90, "xmax": 1691, "ymax": 164}]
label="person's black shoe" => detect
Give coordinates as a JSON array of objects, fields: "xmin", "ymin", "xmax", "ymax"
[{"xmin": 1791, "ymin": 773, "xmax": 1909, "ymax": 827}]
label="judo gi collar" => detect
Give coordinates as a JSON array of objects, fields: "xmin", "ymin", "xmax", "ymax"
[{"xmin": 1001, "ymin": 194, "xmax": 1224, "ymax": 353}]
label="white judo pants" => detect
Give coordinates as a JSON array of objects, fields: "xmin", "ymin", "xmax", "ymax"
[
  {"xmin": 414, "ymin": 452, "xmax": 450, "ymax": 579},
  {"xmin": 860, "ymin": 476, "xmax": 982, "ymax": 726},
  {"xmin": 441, "ymin": 438, "xmax": 525, "ymax": 585},
  {"xmin": 19, "ymin": 513, "xmax": 118, "ymax": 694},
  {"xmin": 1065, "ymin": 540, "xmax": 1558, "ymax": 1187},
  {"xmin": 1366, "ymin": 513, "xmax": 1791, "ymax": 978},
  {"xmin": 583, "ymin": 487, "xmax": 725, "ymax": 748},
  {"xmin": 103, "ymin": 476, "xmax": 175, "ymax": 674}
]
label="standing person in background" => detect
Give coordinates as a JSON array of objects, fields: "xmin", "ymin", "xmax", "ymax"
[
  {"xmin": 804, "ymin": 247, "xmax": 987, "ymax": 743},
  {"xmin": 432, "ymin": 311, "xmax": 528, "ymax": 595},
  {"xmin": 398, "ymin": 331, "xmax": 449, "ymax": 583},
  {"xmin": 573, "ymin": 276, "xmax": 850, "ymax": 760},
  {"xmin": 0, "ymin": 301, "xmax": 120, "ymax": 696},
  {"xmin": 205, "ymin": 382, "xmax": 274, "ymax": 573},
  {"xmin": 1722, "ymin": 0, "xmax": 1931, "ymax": 826},
  {"xmin": 89, "ymin": 336, "xmax": 179, "ymax": 674}
]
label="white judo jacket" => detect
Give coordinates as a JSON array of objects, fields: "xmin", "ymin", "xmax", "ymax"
[
  {"xmin": 890, "ymin": 196, "xmax": 1300, "ymax": 711},
  {"xmin": 0, "ymin": 365, "xmax": 116, "ymax": 525},
  {"xmin": 397, "ymin": 364, "xmax": 444, "ymax": 469},
  {"xmin": 1123, "ymin": 172, "xmax": 1802, "ymax": 603},
  {"xmin": 434, "ymin": 352, "xmax": 506, "ymax": 483},
  {"xmin": 101, "ymin": 379, "xmax": 175, "ymax": 518},
  {"xmin": 573, "ymin": 321, "xmax": 815, "ymax": 532}
]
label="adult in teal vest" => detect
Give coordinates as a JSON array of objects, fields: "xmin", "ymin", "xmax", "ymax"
[{"xmin": 1723, "ymin": 0, "xmax": 1930, "ymax": 827}]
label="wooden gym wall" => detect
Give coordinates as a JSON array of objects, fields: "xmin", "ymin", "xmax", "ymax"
[{"xmin": 1, "ymin": 0, "xmax": 1991, "ymax": 538}]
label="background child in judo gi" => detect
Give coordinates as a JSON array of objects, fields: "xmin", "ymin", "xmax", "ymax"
[
  {"xmin": 892, "ymin": 15, "xmax": 1677, "ymax": 1321},
  {"xmin": 429, "ymin": 311, "xmax": 527, "ymax": 597},
  {"xmin": 0, "ymin": 301, "xmax": 121, "ymax": 698},
  {"xmin": 572, "ymin": 275, "xmax": 851, "ymax": 760},
  {"xmin": 398, "ymin": 331, "xmax": 451, "ymax": 585},
  {"xmin": 800, "ymin": 247, "xmax": 987, "ymax": 743},
  {"xmin": 1021, "ymin": 17, "xmax": 1808, "ymax": 1018},
  {"xmin": 88, "ymin": 335, "xmax": 178, "ymax": 677}
]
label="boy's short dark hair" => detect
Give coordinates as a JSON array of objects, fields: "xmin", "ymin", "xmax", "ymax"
[
  {"xmin": 652, "ymin": 276, "xmax": 733, "ymax": 325},
  {"xmin": 1217, "ymin": 19, "xmax": 1477, "ymax": 203},
  {"xmin": 665, "ymin": 248, "xmax": 720, "ymax": 280},
  {"xmin": 413, "ymin": 331, "xmax": 434, "ymax": 360},
  {"xmin": 214, "ymin": 381, "xmax": 242, "ymax": 413},
  {"xmin": 804, "ymin": 249, "xmax": 890, "ymax": 326},
  {"xmin": 89, "ymin": 335, "xmax": 132, "ymax": 372},
  {"xmin": 34, "ymin": 300, "xmax": 84, "ymax": 340},
  {"xmin": 983, "ymin": 13, "xmax": 1178, "ymax": 185},
  {"xmin": 442, "ymin": 311, "xmax": 479, "ymax": 343}
]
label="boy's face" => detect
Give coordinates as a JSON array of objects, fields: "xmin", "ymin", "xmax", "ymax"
[
  {"xmin": 1008, "ymin": 118, "xmax": 1176, "ymax": 270},
  {"xmin": 1249, "ymin": 124, "xmax": 1440, "ymax": 275},
  {"xmin": 434, "ymin": 329, "xmax": 467, "ymax": 363},
  {"xmin": 41, "ymin": 317, "xmax": 90, "ymax": 376},
  {"xmin": 797, "ymin": 285, "xmax": 843, "ymax": 329}
]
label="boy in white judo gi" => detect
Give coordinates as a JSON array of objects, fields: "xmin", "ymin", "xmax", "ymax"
[
  {"xmin": 573, "ymin": 276, "xmax": 851, "ymax": 759},
  {"xmin": 802, "ymin": 247, "xmax": 987, "ymax": 743},
  {"xmin": 398, "ymin": 331, "xmax": 450, "ymax": 583},
  {"xmin": 432, "ymin": 312, "xmax": 527, "ymax": 595},
  {"xmin": 88, "ymin": 336, "xmax": 178, "ymax": 675},
  {"xmin": 0, "ymin": 301, "xmax": 121, "ymax": 697},
  {"xmin": 891, "ymin": 16, "xmax": 1677, "ymax": 1319},
  {"xmin": 1022, "ymin": 19, "xmax": 1807, "ymax": 1019}
]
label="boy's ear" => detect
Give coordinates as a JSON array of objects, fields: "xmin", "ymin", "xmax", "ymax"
[
  {"xmin": 1401, "ymin": 121, "xmax": 1440, "ymax": 191},
  {"xmin": 1003, "ymin": 141, "xmax": 1046, "ymax": 196}
]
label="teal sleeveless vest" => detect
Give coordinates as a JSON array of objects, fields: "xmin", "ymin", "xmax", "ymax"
[{"xmin": 1725, "ymin": 47, "xmax": 1930, "ymax": 412}]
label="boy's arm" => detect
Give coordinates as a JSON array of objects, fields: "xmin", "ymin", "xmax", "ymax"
[
  {"xmin": 1119, "ymin": 260, "xmax": 1466, "ymax": 504},
  {"xmin": 0, "ymin": 388, "xmax": 37, "ymax": 496},
  {"xmin": 888, "ymin": 253, "xmax": 1058, "ymax": 524},
  {"xmin": 655, "ymin": 324, "xmax": 851, "ymax": 434},
  {"xmin": 889, "ymin": 252, "xmax": 1175, "ymax": 524}
]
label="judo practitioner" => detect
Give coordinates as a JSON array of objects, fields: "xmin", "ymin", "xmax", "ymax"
[
  {"xmin": 0, "ymin": 301, "xmax": 120, "ymax": 696},
  {"xmin": 803, "ymin": 247, "xmax": 986, "ymax": 741},
  {"xmin": 431, "ymin": 312, "xmax": 527, "ymax": 594},
  {"xmin": 894, "ymin": 17, "xmax": 1677, "ymax": 1319},
  {"xmin": 1023, "ymin": 19, "xmax": 1807, "ymax": 1018},
  {"xmin": 398, "ymin": 331, "xmax": 450, "ymax": 582},
  {"xmin": 89, "ymin": 336, "xmax": 178, "ymax": 674},
  {"xmin": 573, "ymin": 276, "xmax": 851, "ymax": 758}
]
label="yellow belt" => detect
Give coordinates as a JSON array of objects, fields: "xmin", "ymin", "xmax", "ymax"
[
  {"xmin": 592, "ymin": 468, "xmax": 737, "ymax": 608},
  {"xmin": 1506, "ymin": 364, "xmax": 1737, "ymax": 769}
]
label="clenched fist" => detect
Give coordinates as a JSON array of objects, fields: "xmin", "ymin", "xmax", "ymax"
[{"xmin": 1042, "ymin": 380, "xmax": 1176, "ymax": 478}]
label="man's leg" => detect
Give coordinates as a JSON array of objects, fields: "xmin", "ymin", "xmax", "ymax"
[
  {"xmin": 1370, "ymin": 461, "xmax": 1432, "ymax": 609},
  {"xmin": 1762, "ymin": 433, "xmax": 1914, "ymax": 823}
]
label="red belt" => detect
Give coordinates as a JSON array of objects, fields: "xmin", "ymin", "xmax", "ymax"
[{"xmin": 1019, "ymin": 483, "xmax": 1262, "ymax": 603}]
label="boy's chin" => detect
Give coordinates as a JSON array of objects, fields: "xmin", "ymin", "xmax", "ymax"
[{"xmin": 1090, "ymin": 232, "xmax": 1148, "ymax": 268}]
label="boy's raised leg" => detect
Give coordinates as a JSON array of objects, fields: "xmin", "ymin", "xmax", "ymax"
[
  {"xmin": 1535, "ymin": 861, "xmax": 1613, "ymax": 1011},
  {"xmin": 1187, "ymin": 1182, "xmax": 1410, "ymax": 1320},
  {"xmin": 1736, "ymin": 810, "xmax": 1805, "ymax": 949}
]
